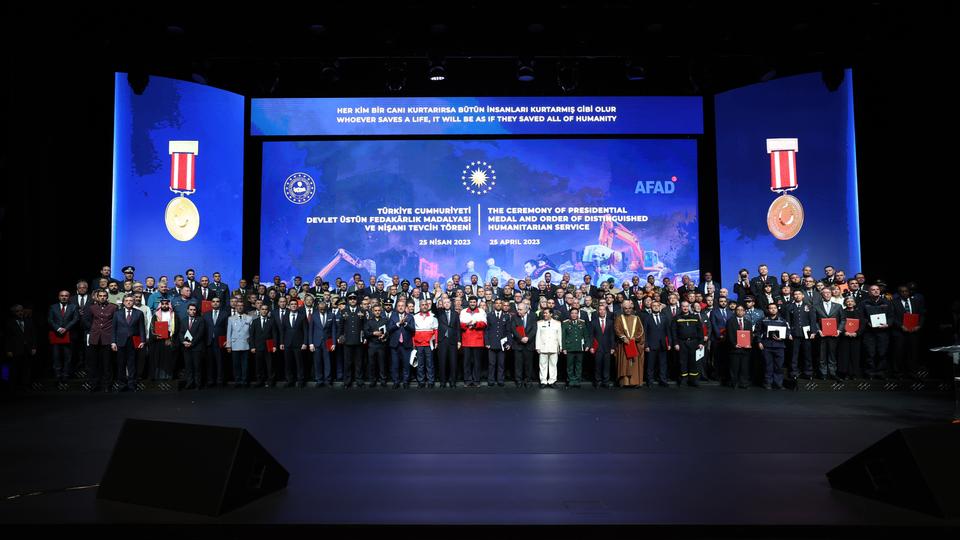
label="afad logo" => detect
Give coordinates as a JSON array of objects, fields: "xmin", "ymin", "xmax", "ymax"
[{"xmin": 634, "ymin": 175, "xmax": 679, "ymax": 195}]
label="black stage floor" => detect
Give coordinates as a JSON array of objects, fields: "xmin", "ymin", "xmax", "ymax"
[{"xmin": 1, "ymin": 385, "xmax": 958, "ymax": 532}]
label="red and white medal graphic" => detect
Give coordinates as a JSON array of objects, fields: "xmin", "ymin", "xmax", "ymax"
[
  {"xmin": 165, "ymin": 141, "xmax": 200, "ymax": 242},
  {"xmin": 765, "ymin": 138, "xmax": 804, "ymax": 240}
]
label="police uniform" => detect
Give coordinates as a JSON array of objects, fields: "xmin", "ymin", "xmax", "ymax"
[
  {"xmin": 561, "ymin": 318, "xmax": 587, "ymax": 386},
  {"xmin": 338, "ymin": 295, "xmax": 366, "ymax": 387},
  {"xmin": 756, "ymin": 316, "xmax": 790, "ymax": 388},
  {"xmin": 671, "ymin": 311, "xmax": 703, "ymax": 386}
]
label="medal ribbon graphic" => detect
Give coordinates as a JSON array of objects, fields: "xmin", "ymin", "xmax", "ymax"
[
  {"xmin": 765, "ymin": 138, "xmax": 804, "ymax": 240},
  {"xmin": 169, "ymin": 140, "xmax": 198, "ymax": 194},
  {"xmin": 165, "ymin": 140, "xmax": 200, "ymax": 242}
]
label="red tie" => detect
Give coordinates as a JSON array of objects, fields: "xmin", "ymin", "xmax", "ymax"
[
  {"xmin": 600, "ymin": 318, "xmax": 605, "ymax": 332},
  {"xmin": 61, "ymin": 304, "xmax": 66, "ymax": 316},
  {"xmin": 739, "ymin": 319, "xmax": 743, "ymax": 330}
]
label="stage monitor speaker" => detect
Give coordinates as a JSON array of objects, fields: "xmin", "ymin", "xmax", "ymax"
[
  {"xmin": 827, "ymin": 423, "xmax": 960, "ymax": 518},
  {"xmin": 97, "ymin": 418, "xmax": 289, "ymax": 516}
]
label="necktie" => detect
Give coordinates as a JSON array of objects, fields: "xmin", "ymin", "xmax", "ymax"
[
  {"xmin": 654, "ymin": 315, "xmax": 659, "ymax": 326},
  {"xmin": 600, "ymin": 318, "xmax": 605, "ymax": 332},
  {"xmin": 739, "ymin": 318, "xmax": 744, "ymax": 330},
  {"xmin": 18, "ymin": 320, "xmax": 24, "ymax": 332},
  {"xmin": 61, "ymin": 304, "xmax": 66, "ymax": 316},
  {"xmin": 904, "ymin": 299, "xmax": 911, "ymax": 313},
  {"xmin": 261, "ymin": 317, "xmax": 265, "ymax": 327},
  {"xmin": 189, "ymin": 317, "xmax": 194, "ymax": 328},
  {"xmin": 126, "ymin": 310, "xmax": 132, "ymax": 323}
]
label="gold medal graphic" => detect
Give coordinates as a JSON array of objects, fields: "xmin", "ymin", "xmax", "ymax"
[
  {"xmin": 165, "ymin": 196, "xmax": 200, "ymax": 241},
  {"xmin": 765, "ymin": 138, "xmax": 803, "ymax": 240},
  {"xmin": 166, "ymin": 141, "xmax": 200, "ymax": 242}
]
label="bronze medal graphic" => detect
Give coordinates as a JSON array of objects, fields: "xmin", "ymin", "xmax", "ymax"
[{"xmin": 766, "ymin": 194, "xmax": 804, "ymax": 240}]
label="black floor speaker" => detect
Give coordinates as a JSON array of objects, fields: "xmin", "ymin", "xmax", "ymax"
[
  {"xmin": 827, "ymin": 423, "xmax": 960, "ymax": 518},
  {"xmin": 97, "ymin": 418, "xmax": 289, "ymax": 516}
]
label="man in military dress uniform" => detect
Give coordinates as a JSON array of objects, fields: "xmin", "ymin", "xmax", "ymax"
[
  {"xmin": 561, "ymin": 308, "xmax": 587, "ymax": 388},
  {"xmin": 338, "ymin": 293, "xmax": 366, "ymax": 388}
]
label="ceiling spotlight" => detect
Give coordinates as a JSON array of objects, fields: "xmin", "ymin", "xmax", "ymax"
[
  {"xmin": 429, "ymin": 61, "xmax": 446, "ymax": 82},
  {"xmin": 626, "ymin": 60, "xmax": 646, "ymax": 81},
  {"xmin": 190, "ymin": 61, "xmax": 209, "ymax": 85},
  {"xmin": 320, "ymin": 61, "xmax": 340, "ymax": 83},
  {"xmin": 517, "ymin": 60, "xmax": 535, "ymax": 82},
  {"xmin": 386, "ymin": 62, "xmax": 407, "ymax": 92}
]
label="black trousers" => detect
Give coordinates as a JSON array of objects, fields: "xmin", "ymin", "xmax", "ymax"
[
  {"xmin": 789, "ymin": 338, "xmax": 813, "ymax": 377},
  {"xmin": 645, "ymin": 348, "xmax": 668, "ymax": 384},
  {"xmin": 514, "ymin": 346, "xmax": 535, "ymax": 383},
  {"xmin": 116, "ymin": 343, "xmax": 138, "ymax": 389},
  {"xmin": 463, "ymin": 347, "xmax": 484, "ymax": 384},
  {"xmin": 368, "ymin": 346, "xmax": 388, "ymax": 384},
  {"xmin": 183, "ymin": 346, "xmax": 203, "ymax": 386},
  {"xmin": 891, "ymin": 331, "xmax": 920, "ymax": 375},
  {"xmin": 437, "ymin": 340, "xmax": 458, "ymax": 384},
  {"xmin": 342, "ymin": 344, "xmax": 363, "ymax": 385},
  {"xmin": 678, "ymin": 339, "xmax": 700, "ymax": 380},
  {"xmin": 88, "ymin": 344, "xmax": 112, "ymax": 389},
  {"xmin": 819, "ymin": 337, "xmax": 839, "ymax": 376},
  {"xmin": 206, "ymin": 345, "xmax": 227, "ymax": 385},
  {"xmin": 284, "ymin": 346, "xmax": 305, "ymax": 383},
  {"xmin": 729, "ymin": 349, "xmax": 751, "ymax": 387},
  {"xmin": 862, "ymin": 331, "xmax": 890, "ymax": 375},
  {"xmin": 838, "ymin": 337, "xmax": 862, "ymax": 377},
  {"xmin": 255, "ymin": 348, "xmax": 274, "ymax": 383},
  {"xmin": 51, "ymin": 344, "xmax": 72, "ymax": 381},
  {"xmin": 487, "ymin": 349, "xmax": 506, "ymax": 384}
]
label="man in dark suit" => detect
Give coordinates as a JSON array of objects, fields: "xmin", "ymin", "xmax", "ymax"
[
  {"xmin": 785, "ymin": 289, "xmax": 817, "ymax": 379},
  {"xmin": 749, "ymin": 264, "xmax": 775, "ymax": 301},
  {"xmin": 890, "ymin": 284, "xmax": 925, "ymax": 379},
  {"xmin": 643, "ymin": 301, "xmax": 673, "ymax": 387},
  {"xmin": 588, "ymin": 304, "xmax": 615, "ymax": 388},
  {"xmin": 4, "ymin": 304, "xmax": 37, "ymax": 391},
  {"xmin": 178, "ymin": 303, "xmax": 206, "ymax": 389},
  {"xmin": 68, "ymin": 280, "xmax": 92, "ymax": 373},
  {"xmin": 360, "ymin": 304, "xmax": 388, "ymax": 387},
  {"xmin": 726, "ymin": 305, "xmax": 754, "ymax": 388},
  {"xmin": 84, "ymin": 289, "xmax": 117, "ymax": 392},
  {"xmin": 347, "ymin": 273, "xmax": 369, "ymax": 299},
  {"xmin": 484, "ymin": 299, "xmax": 513, "ymax": 387},
  {"xmin": 436, "ymin": 297, "xmax": 461, "ymax": 388},
  {"xmin": 388, "ymin": 300, "xmax": 415, "ymax": 388},
  {"xmin": 203, "ymin": 297, "xmax": 230, "ymax": 387},
  {"xmin": 307, "ymin": 300, "xmax": 337, "ymax": 387},
  {"xmin": 698, "ymin": 272, "xmax": 718, "ymax": 296},
  {"xmin": 732, "ymin": 269, "xmax": 752, "ymax": 304},
  {"xmin": 112, "ymin": 295, "xmax": 146, "ymax": 391},
  {"xmin": 48, "ymin": 290, "xmax": 79, "ymax": 384},
  {"xmin": 812, "ymin": 288, "xmax": 845, "ymax": 380},
  {"xmin": 707, "ymin": 296, "xmax": 733, "ymax": 384},
  {"xmin": 249, "ymin": 304, "xmax": 277, "ymax": 387},
  {"xmin": 278, "ymin": 301, "xmax": 308, "ymax": 387},
  {"xmin": 582, "ymin": 275, "xmax": 600, "ymax": 300}
]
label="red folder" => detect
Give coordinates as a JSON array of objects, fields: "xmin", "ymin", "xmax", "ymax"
[
  {"xmin": 844, "ymin": 318, "xmax": 860, "ymax": 333},
  {"xmin": 266, "ymin": 339, "xmax": 276, "ymax": 352},
  {"xmin": 132, "ymin": 336, "xmax": 143, "ymax": 348},
  {"xmin": 516, "ymin": 325, "xmax": 525, "ymax": 338},
  {"xmin": 592, "ymin": 338, "xmax": 599, "ymax": 350},
  {"xmin": 218, "ymin": 335, "xmax": 227, "ymax": 348},
  {"xmin": 903, "ymin": 313, "xmax": 920, "ymax": 331},
  {"xmin": 736, "ymin": 330, "xmax": 751, "ymax": 348},
  {"xmin": 702, "ymin": 324, "xmax": 708, "ymax": 337},
  {"xmin": 201, "ymin": 300, "xmax": 213, "ymax": 313},
  {"xmin": 48, "ymin": 331, "xmax": 70, "ymax": 345},
  {"xmin": 624, "ymin": 339, "xmax": 639, "ymax": 358},
  {"xmin": 155, "ymin": 321, "xmax": 170, "ymax": 339},
  {"xmin": 326, "ymin": 338, "xmax": 334, "ymax": 351},
  {"xmin": 820, "ymin": 318, "xmax": 838, "ymax": 337}
]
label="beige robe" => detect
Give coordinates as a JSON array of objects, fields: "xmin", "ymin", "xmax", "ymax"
[{"xmin": 614, "ymin": 313, "xmax": 646, "ymax": 387}]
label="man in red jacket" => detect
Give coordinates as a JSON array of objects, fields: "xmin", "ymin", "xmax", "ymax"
[
  {"xmin": 459, "ymin": 296, "xmax": 487, "ymax": 387},
  {"xmin": 84, "ymin": 289, "xmax": 118, "ymax": 392}
]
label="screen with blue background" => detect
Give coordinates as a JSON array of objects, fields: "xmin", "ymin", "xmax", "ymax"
[
  {"xmin": 251, "ymin": 96, "xmax": 702, "ymax": 136},
  {"xmin": 261, "ymin": 139, "xmax": 699, "ymax": 287},
  {"xmin": 715, "ymin": 70, "xmax": 860, "ymax": 290},
  {"xmin": 112, "ymin": 73, "xmax": 245, "ymax": 288}
]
